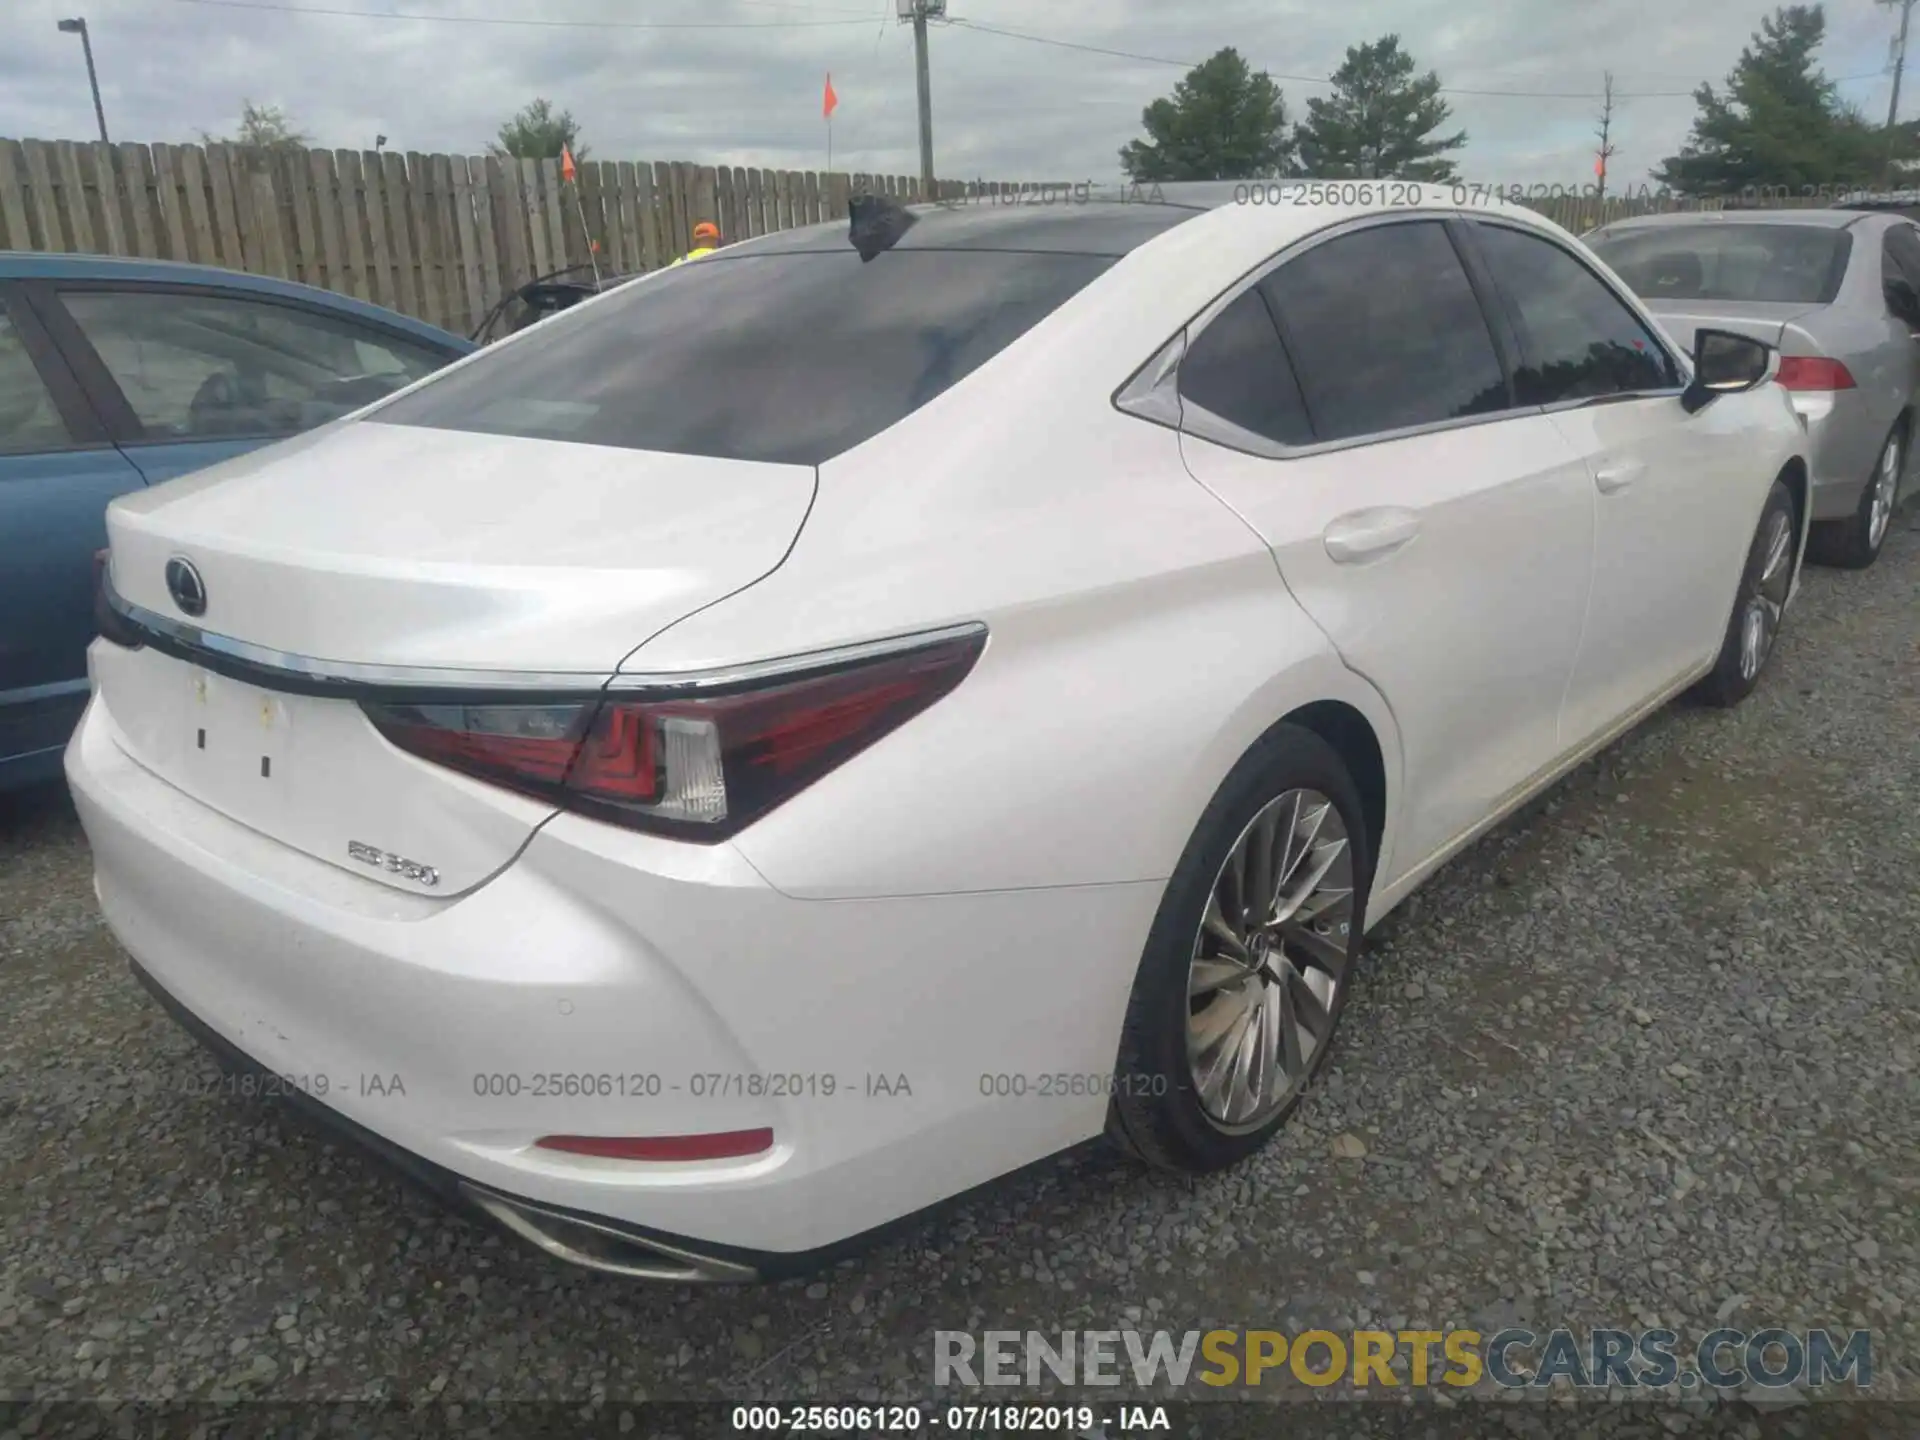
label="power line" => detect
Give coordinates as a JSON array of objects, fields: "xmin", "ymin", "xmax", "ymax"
[
  {"xmin": 946, "ymin": 16, "xmax": 1889, "ymax": 100},
  {"xmin": 167, "ymin": 0, "xmax": 881, "ymax": 29}
]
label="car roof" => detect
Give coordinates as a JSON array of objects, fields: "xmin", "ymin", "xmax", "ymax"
[
  {"xmin": 0, "ymin": 250, "xmax": 475, "ymax": 349},
  {"xmin": 710, "ymin": 179, "xmax": 1558, "ymax": 262},
  {"xmin": 708, "ymin": 194, "xmax": 1209, "ymax": 259},
  {"xmin": 1589, "ymin": 209, "xmax": 1872, "ymax": 234}
]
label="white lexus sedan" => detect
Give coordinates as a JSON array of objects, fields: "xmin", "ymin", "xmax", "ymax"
[{"xmin": 68, "ymin": 182, "xmax": 1809, "ymax": 1283}]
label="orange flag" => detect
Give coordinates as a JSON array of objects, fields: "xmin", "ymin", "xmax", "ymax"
[
  {"xmin": 823, "ymin": 73, "xmax": 839, "ymax": 120},
  {"xmin": 561, "ymin": 145, "xmax": 577, "ymax": 183}
]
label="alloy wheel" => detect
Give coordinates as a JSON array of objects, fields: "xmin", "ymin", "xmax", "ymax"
[
  {"xmin": 1739, "ymin": 507, "xmax": 1795, "ymax": 682},
  {"xmin": 1868, "ymin": 433, "xmax": 1902, "ymax": 552},
  {"xmin": 1185, "ymin": 788, "xmax": 1354, "ymax": 1134}
]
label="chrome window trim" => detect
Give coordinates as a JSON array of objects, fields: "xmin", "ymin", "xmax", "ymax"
[
  {"xmin": 103, "ymin": 576, "xmax": 986, "ymax": 698},
  {"xmin": 1183, "ymin": 395, "xmax": 1547, "ymax": 462},
  {"xmin": 1112, "ymin": 330, "xmax": 1186, "ymax": 429},
  {"xmin": 1114, "ymin": 206, "xmax": 1705, "ymax": 460},
  {"xmin": 1539, "ymin": 387, "xmax": 1689, "ymax": 416},
  {"xmin": 1124, "ymin": 210, "xmax": 1538, "ymax": 459},
  {"xmin": 1183, "ymin": 209, "xmax": 1468, "ymax": 339}
]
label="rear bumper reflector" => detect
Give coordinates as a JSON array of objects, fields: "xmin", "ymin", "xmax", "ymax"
[
  {"xmin": 535, "ymin": 1130, "xmax": 775, "ymax": 1162},
  {"xmin": 125, "ymin": 958, "xmax": 779, "ymax": 1283}
]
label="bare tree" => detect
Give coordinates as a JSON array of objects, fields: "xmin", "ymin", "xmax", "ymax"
[{"xmin": 1595, "ymin": 72, "xmax": 1617, "ymax": 205}]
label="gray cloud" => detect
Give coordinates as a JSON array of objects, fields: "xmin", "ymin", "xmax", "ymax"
[{"xmin": 0, "ymin": 0, "xmax": 1907, "ymax": 190}]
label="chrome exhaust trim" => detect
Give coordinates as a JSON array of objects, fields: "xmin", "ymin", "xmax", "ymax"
[{"xmin": 459, "ymin": 1182, "xmax": 760, "ymax": 1284}]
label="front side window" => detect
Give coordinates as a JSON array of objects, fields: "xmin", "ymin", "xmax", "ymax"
[
  {"xmin": 1176, "ymin": 288, "xmax": 1313, "ymax": 446},
  {"xmin": 0, "ymin": 309, "xmax": 75, "ymax": 454},
  {"xmin": 1260, "ymin": 220, "xmax": 1509, "ymax": 444},
  {"xmin": 374, "ymin": 248, "xmax": 1116, "ymax": 466},
  {"xmin": 58, "ymin": 290, "xmax": 450, "ymax": 442},
  {"xmin": 1474, "ymin": 224, "xmax": 1676, "ymax": 404}
]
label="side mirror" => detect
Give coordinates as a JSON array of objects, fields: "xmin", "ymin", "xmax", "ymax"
[{"xmin": 1681, "ymin": 328, "xmax": 1775, "ymax": 414}]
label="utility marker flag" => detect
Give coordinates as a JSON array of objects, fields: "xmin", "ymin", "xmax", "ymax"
[
  {"xmin": 561, "ymin": 145, "xmax": 577, "ymax": 184},
  {"xmin": 824, "ymin": 73, "xmax": 839, "ymax": 120}
]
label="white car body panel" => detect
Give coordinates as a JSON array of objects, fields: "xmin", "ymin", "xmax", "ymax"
[
  {"xmin": 66, "ymin": 185, "xmax": 1809, "ymax": 1269},
  {"xmin": 1548, "ymin": 386, "xmax": 1806, "ymax": 748},
  {"xmin": 70, "ymin": 703, "xmax": 1162, "ymax": 1252},
  {"xmin": 104, "ymin": 421, "xmax": 816, "ymax": 673},
  {"xmin": 1181, "ymin": 415, "xmax": 1595, "ymax": 891}
]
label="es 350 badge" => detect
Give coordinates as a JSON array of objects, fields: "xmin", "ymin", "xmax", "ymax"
[{"xmin": 347, "ymin": 840, "xmax": 439, "ymax": 887}]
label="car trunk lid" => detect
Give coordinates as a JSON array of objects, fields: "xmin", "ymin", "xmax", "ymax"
[
  {"xmin": 1641, "ymin": 299, "xmax": 1826, "ymax": 357},
  {"xmin": 95, "ymin": 420, "xmax": 816, "ymax": 893}
]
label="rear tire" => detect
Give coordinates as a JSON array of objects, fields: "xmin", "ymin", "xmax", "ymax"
[
  {"xmin": 1694, "ymin": 478, "xmax": 1797, "ymax": 709},
  {"xmin": 1106, "ymin": 724, "xmax": 1374, "ymax": 1174},
  {"xmin": 1808, "ymin": 421, "xmax": 1903, "ymax": 570}
]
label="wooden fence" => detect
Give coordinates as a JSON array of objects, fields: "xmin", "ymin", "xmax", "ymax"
[
  {"xmin": 0, "ymin": 137, "xmax": 1829, "ymax": 335},
  {"xmin": 0, "ymin": 137, "xmax": 1014, "ymax": 336}
]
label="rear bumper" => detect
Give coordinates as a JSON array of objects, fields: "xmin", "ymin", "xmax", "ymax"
[
  {"xmin": 127, "ymin": 955, "xmax": 772, "ymax": 1282},
  {"xmin": 65, "ymin": 684, "xmax": 1160, "ymax": 1266}
]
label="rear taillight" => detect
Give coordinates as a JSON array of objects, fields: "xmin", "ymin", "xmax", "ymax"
[
  {"xmin": 92, "ymin": 549, "xmax": 145, "ymax": 650},
  {"xmin": 1775, "ymin": 356, "xmax": 1854, "ymax": 391},
  {"xmin": 361, "ymin": 628, "xmax": 985, "ymax": 841}
]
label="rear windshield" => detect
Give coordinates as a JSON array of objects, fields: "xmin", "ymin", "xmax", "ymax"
[
  {"xmin": 371, "ymin": 248, "xmax": 1115, "ymax": 465},
  {"xmin": 1586, "ymin": 224, "xmax": 1852, "ymax": 305}
]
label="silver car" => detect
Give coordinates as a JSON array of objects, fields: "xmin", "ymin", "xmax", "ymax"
[{"xmin": 1586, "ymin": 210, "xmax": 1916, "ymax": 568}]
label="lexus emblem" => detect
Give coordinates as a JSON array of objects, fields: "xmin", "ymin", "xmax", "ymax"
[{"xmin": 164, "ymin": 557, "xmax": 206, "ymax": 617}]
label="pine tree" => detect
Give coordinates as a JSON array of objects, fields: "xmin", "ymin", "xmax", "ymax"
[
  {"xmin": 1119, "ymin": 48, "xmax": 1294, "ymax": 182},
  {"xmin": 1293, "ymin": 36, "xmax": 1467, "ymax": 181},
  {"xmin": 1654, "ymin": 5, "xmax": 1880, "ymax": 195}
]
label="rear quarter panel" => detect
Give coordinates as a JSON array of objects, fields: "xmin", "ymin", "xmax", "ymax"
[
  {"xmin": 1794, "ymin": 301, "xmax": 1909, "ymax": 502},
  {"xmin": 634, "ymin": 398, "xmax": 1404, "ymax": 904}
]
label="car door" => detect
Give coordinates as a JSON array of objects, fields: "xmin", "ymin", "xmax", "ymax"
[
  {"xmin": 1461, "ymin": 218, "xmax": 1750, "ymax": 746},
  {"xmin": 0, "ymin": 285, "xmax": 146, "ymax": 786},
  {"xmin": 1173, "ymin": 216, "xmax": 1597, "ymax": 885},
  {"xmin": 25, "ymin": 282, "xmax": 456, "ymax": 486}
]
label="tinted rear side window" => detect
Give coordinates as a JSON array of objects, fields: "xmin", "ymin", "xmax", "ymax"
[
  {"xmin": 373, "ymin": 249, "xmax": 1114, "ymax": 465},
  {"xmin": 1587, "ymin": 224, "xmax": 1852, "ymax": 304},
  {"xmin": 1177, "ymin": 288, "xmax": 1313, "ymax": 445},
  {"xmin": 1261, "ymin": 220, "xmax": 1509, "ymax": 443}
]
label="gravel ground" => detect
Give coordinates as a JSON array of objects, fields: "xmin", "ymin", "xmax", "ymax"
[{"xmin": 2, "ymin": 512, "xmax": 1916, "ymax": 1436}]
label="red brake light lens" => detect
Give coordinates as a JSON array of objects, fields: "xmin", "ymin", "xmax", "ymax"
[
  {"xmin": 1775, "ymin": 356, "xmax": 1854, "ymax": 391},
  {"xmin": 534, "ymin": 1129, "xmax": 774, "ymax": 1162},
  {"xmin": 361, "ymin": 628, "xmax": 985, "ymax": 840}
]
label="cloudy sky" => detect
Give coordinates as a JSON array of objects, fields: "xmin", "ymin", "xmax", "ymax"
[{"xmin": 2, "ymin": 0, "xmax": 1914, "ymax": 191}]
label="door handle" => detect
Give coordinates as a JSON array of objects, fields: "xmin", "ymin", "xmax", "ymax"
[
  {"xmin": 1594, "ymin": 459, "xmax": 1646, "ymax": 494},
  {"xmin": 1323, "ymin": 508, "xmax": 1420, "ymax": 563}
]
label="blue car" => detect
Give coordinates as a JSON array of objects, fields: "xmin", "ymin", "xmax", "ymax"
[{"xmin": 1, "ymin": 254, "xmax": 474, "ymax": 792}]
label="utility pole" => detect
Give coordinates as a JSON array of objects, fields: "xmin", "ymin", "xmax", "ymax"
[
  {"xmin": 898, "ymin": 0, "xmax": 941, "ymax": 198},
  {"xmin": 56, "ymin": 18, "xmax": 109, "ymax": 146},
  {"xmin": 1887, "ymin": 0, "xmax": 1918, "ymax": 185},
  {"xmin": 1594, "ymin": 71, "xmax": 1617, "ymax": 208}
]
